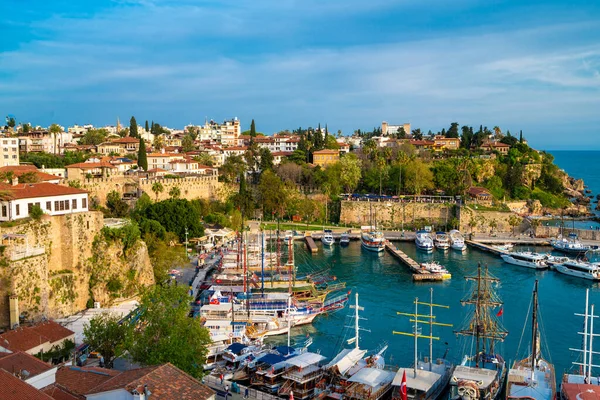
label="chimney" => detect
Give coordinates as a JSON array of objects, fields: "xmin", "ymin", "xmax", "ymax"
[{"xmin": 12, "ymin": 176, "xmax": 18, "ymax": 186}]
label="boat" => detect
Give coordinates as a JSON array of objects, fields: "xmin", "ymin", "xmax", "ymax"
[
  {"xmin": 550, "ymin": 233, "xmax": 591, "ymax": 256},
  {"xmin": 449, "ymin": 230, "xmax": 467, "ymax": 252},
  {"xmin": 284, "ymin": 230, "xmax": 294, "ymax": 243},
  {"xmin": 361, "ymin": 226, "xmax": 385, "ymax": 252},
  {"xmin": 560, "ymin": 289, "xmax": 600, "ymax": 400},
  {"xmin": 340, "ymin": 232, "xmax": 351, "ymax": 246},
  {"xmin": 492, "ymin": 244, "xmax": 513, "ymax": 252},
  {"xmin": 450, "ymin": 263, "xmax": 508, "ymax": 400},
  {"xmin": 419, "ymin": 262, "xmax": 452, "ymax": 280},
  {"xmin": 392, "ymin": 288, "xmax": 454, "ymax": 400},
  {"xmin": 500, "ymin": 252, "xmax": 549, "ymax": 270},
  {"xmin": 555, "ymin": 260, "xmax": 600, "ymax": 281},
  {"xmin": 415, "ymin": 230, "xmax": 434, "ymax": 252},
  {"xmin": 506, "ymin": 280, "xmax": 556, "ymax": 400},
  {"xmin": 543, "ymin": 255, "xmax": 570, "ymax": 268},
  {"xmin": 434, "ymin": 232, "xmax": 451, "ymax": 250},
  {"xmin": 322, "ymin": 230, "xmax": 335, "ymax": 246}
]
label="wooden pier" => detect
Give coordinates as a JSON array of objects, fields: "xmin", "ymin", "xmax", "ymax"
[
  {"xmin": 384, "ymin": 241, "xmax": 449, "ymax": 281},
  {"xmin": 304, "ymin": 235, "xmax": 318, "ymax": 253},
  {"xmin": 465, "ymin": 240, "xmax": 509, "ymax": 256}
]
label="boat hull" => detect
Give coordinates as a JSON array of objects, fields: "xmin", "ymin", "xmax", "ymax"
[
  {"xmin": 550, "ymin": 245, "xmax": 589, "ymax": 256},
  {"xmin": 500, "ymin": 255, "xmax": 548, "ymax": 270},
  {"xmin": 555, "ymin": 265, "xmax": 600, "ymax": 281},
  {"xmin": 361, "ymin": 241, "xmax": 385, "ymax": 252},
  {"xmin": 451, "ymin": 244, "xmax": 467, "ymax": 251},
  {"xmin": 416, "ymin": 244, "xmax": 434, "ymax": 253}
]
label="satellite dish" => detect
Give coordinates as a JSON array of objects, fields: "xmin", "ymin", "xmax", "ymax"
[{"xmin": 21, "ymin": 370, "xmax": 30, "ymax": 378}]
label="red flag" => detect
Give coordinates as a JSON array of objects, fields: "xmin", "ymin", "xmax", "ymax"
[
  {"xmin": 290, "ymin": 391, "xmax": 294, "ymax": 400},
  {"xmin": 401, "ymin": 370, "xmax": 407, "ymax": 400},
  {"xmin": 496, "ymin": 307, "xmax": 503, "ymax": 317}
]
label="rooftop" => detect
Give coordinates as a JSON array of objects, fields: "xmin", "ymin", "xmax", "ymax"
[
  {"xmin": 53, "ymin": 366, "xmax": 120, "ymax": 397},
  {"xmin": 0, "ymin": 369, "xmax": 54, "ymax": 399},
  {"xmin": 0, "ymin": 321, "xmax": 75, "ymax": 353},
  {"xmin": 0, "ymin": 351, "xmax": 55, "ymax": 379},
  {"xmin": 0, "ymin": 182, "xmax": 88, "ymax": 201}
]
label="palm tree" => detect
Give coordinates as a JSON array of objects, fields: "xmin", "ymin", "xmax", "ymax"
[
  {"xmin": 151, "ymin": 182, "xmax": 164, "ymax": 201},
  {"xmin": 508, "ymin": 215, "xmax": 522, "ymax": 236},
  {"xmin": 169, "ymin": 186, "xmax": 181, "ymax": 199},
  {"xmin": 489, "ymin": 219, "xmax": 498, "ymax": 235}
]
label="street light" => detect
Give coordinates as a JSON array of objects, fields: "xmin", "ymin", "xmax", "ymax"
[{"xmin": 185, "ymin": 226, "xmax": 189, "ymax": 258}]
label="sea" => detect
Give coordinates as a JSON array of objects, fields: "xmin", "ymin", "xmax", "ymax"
[{"xmin": 265, "ymin": 151, "xmax": 600, "ymax": 385}]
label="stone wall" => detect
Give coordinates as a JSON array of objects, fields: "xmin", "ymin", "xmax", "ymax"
[
  {"xmin": 340, "ymin": 201, "xmax": 456, "ymax": 229},
  {"xmin": 0, "ymin": 212, "xmax": 154, "ymax": 328},
  {"xmin": 534, "ymin": 226, "xmax": 600, "ymax": 241},
  {"xmin": 459, "ymin": 207, "xmax": 527, "ymax": 234}
]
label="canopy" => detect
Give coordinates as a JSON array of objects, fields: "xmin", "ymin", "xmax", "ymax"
[
  {"xmin": 348, "ymin": 368, "xmax": 394, "ymax": 387},
  {"xmin": 326, "ymin": 348, "xmax": 367, "ymax": 376},
  {"xmin": 286, "ymin": 352, "xmax": 326, "ymax": 368},
  {"xmin": 392, "ymin": 368, "xmax": 441, "ymax": 392}
]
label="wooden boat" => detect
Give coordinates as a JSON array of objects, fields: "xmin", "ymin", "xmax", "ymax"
[{"xmin": 506, "ymin": 280, "xmax": 556, "ymax": 400}]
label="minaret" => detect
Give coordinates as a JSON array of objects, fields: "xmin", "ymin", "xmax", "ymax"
[{"xmin": 116, "ymin": 117, "xmax": 121, "ymax": 135}]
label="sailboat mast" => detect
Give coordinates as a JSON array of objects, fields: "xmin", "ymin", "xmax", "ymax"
[
  {"xmin": 584, "ymin": 289, "xmax": 589, "ymax": 377},
  {"xmin": 429, "ymin": 288, "xmax": 433, "ymax": 372},
  {"xmin": 288, "ymin": 239, "xmax": 293, "ymax": 295},
  {"xmin": 414, "ymin": 297, "xmax": 419, "ymax": 378},
  {"xmin": 261, "ymin": 230, "xmax": 265, "ymax": 294},
  {"xmin": 589, "ymin": 303, "xmax": 595, "ymax": 381},
  {"xmin": 475, "ymin": 264, "xmax": 481, "ymax": 368},
  {"xmin": 531, "ymin": 280, "xmax": 538, "ymax": 381},
  {"xmin": 287, "ymin": 295, "xmax": 291, "ymax": 354},
  {"xmin": 355, "ymin": 293, "xmax": 360, "ymax": 349},
  {"xmin": 245, "ymin": 231, "xmax": 250, "ymax": 318}
]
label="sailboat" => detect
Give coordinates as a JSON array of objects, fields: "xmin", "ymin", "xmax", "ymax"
[
  {"xmin": 392, "ymin": 288, "xmax": 454, "ymax": 400},
  {"xmin": 450, "ymin": 263, "xmax": 508, "ymax": 400},
  {"xmin": 505, "ymin": 280, "xmax": 556, "ymax": 400},
  {"xmin": 560, "ymin": 289, "xmax": 600, "ymax": 400},
  {"xmin": 361, "ymin": 203, "xmax": 385, "ymax": 252}
]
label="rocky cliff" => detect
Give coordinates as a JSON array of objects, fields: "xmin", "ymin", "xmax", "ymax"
[{"xmin": 0, "ymin": 212, "xmax": 154, "ymax": 328}]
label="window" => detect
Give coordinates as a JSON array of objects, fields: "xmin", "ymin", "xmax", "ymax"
[
  {"xmin": 83, "ymin": 198, "xmax": 87, "ymax": 208},
  {"xmin": 46, "ymin": 201, "xmax": 51, "ymax": 211},
  {"xmin": 65, "ymin": 200, "xmax": 69, "ymax": 210},
  {"xmin": 59, "ymin": 201, "xmax": 64, "ymax": 211},
  {"xmin": 1, "ymin": 206, "xmax": 6, "ymax": 217},
  {"xmin": 16, "ymin": 204, "xmax": 19, "ymax": 216},
  {"xmin": 55, "ymin": 201, "xmax": 59, "ymax": 210},
  {"xmin": 28, "ymin": 203, "xmax": 33, "ymax": 213},
  {"xmin": 72, "ymin": 199, "xmax": 77, "ymax": 209},
  {"xmin": 3, "ymin": 155, "xmax": 7, "ymax": 159}
]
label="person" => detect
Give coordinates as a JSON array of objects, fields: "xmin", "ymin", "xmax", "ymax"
[
  {"xmin": 220, "ymin": 373, "xmax": 224, "ymax": 385},
  {"xmin": 245, "ymin": 387, "xmax": 249, "ymax": 399}
]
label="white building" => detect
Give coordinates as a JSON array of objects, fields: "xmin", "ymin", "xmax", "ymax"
[
  {"xmin": 0, "ymin": 182, "xmax": 89, "ymax": 221},
  {"xmin": 0, "ymin": 137, "xmax": 19, "ymax": 167},
  {"xmin": 18, "ymin": 131, "xmax": 74, "ymax": 154}
]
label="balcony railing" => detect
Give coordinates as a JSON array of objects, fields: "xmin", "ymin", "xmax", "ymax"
[{"xmin": 10, "ymin": 245, "xmax": 45, "ymax": 261}]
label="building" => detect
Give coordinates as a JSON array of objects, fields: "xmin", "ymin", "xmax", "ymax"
[
  {"xmin": 192, "ymin": 118, "xmax": 241, "ymax": 146},
  {"xmin": 432, "ymin": 136, "xmax": 460, "ymax": 151},
  {"xmin": 312, "ymin": 149, "xmax": 339, "ymax": 167},
  {"xmin": 271, "ymin": 151, "xmax": 293, "ymax": 165},
  {"xmin": 0, "ymin": 369, "xmax": 55, "ymax": 399},
  {"xmin": 381, "ymin": 121, "xmax": 411, "ymax": 137},
  {"xmin": 0, "ymin": 182, "xmax": 89, "ymax": 221},
  {"xmin": 0, "ymin": 351, "xmax": 57, "ymax": 389},
  {"xmin": 480, "ymin": 142, "xmax": 510, "ymax": 154},
  {"xmin": 96, "ymin": 137, "xmax": 141, "ymax": 156},
  {"xmin": 65, "ymin": 162, "xmax": 116, "ymax": 180},
  {"xmin": 19, "ymin": 131, "xmax": 74, "ymax": 155},
  {"xmin": 0, "ymin": 165, "xmax": 62, "ymax": 184},
  {"xmin": 467, "ymin": 187, "xmax": 493, "ymax": 205},
  {"xmin": 0, "ymin": 137, "xmax": 19, "ymax": 167},
  {"xmin": 0, "ymin": 321, "xmax": 75, "ymax": 355}
]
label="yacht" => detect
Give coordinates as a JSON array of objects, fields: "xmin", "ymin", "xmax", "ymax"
[
  {"xmin": 449, "ymin": 230, "xmax": 467, "ymax": 251},
  {"xmin": 420, "ymin": 262, "xmax": 452, "ymax": 279},
  {"xmin": 543, "ymin": 254, "xmax": 570, "ymax": 268},
  {"xmin": 415, "ymin": 230, "xmax": 434, "ymax": 252},
  {"xmin": 361, "ymin": 226, "xmax": 385, "ymax": 252},
  {"xmin": 321, "ymin": 229, "xmax": 335, "ymax": 246},
  {"xmin": 550, "ymin": 233, "xmax": 591, "ymax": 256},
  {"xmin": 434, "ymin": 232, "xmax": 451, "ymax": 250},
  {"xmin": 555, "ymin": 260, "xmax": 600, "ymax": 281},
  {"xmin": 500, "ymin": 252, "xmax": 549, "ymax": 269},
  {"xmin": 492, "ymin": 243, "xmax": 513, "ymax": 252},
  {"xmin": 340, "ymin": 232, "xmax": 350, "ymax": 246}
]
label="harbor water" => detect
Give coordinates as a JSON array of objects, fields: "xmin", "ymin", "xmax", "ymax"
[{"xmin": 269, "ymin": 240, "xmax": 600, "ymax": 383}]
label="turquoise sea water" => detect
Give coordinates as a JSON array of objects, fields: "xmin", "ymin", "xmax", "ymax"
[{"xmin": 275, "ymin": 241, "xmax": 600, "ymax": 383}]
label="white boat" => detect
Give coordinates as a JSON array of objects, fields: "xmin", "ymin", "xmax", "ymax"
[
  {"xmin": 420, "ymin": 262, "xmax": 452, "ymax": 279},
  {"xmin": 322, "ymin": 229, "xmax": 335, "ymax": 246},
  {"xmin": 550, "ymin": 233, "xmax": 591, "ymax": 256},
  {"xmin": 284, "ymin": 230, "xmax": 294, "ymax": 243},
  {"xmin": 500, "ymin": 252, "xmax": 548, "ymax": 269},
  {"xmin": 361, "ymin": 226, "xmax": 385, "ymax": 252},
  {"xmin": 340, "ymin": 232, "xmax": 350, "ymax": 246},
  {"xmin": 555, "ymin": 260, "xmax": 600, "ymax": 281},
  {"xmin": 449, "ymin": 230, "xmax": 467, "ymax": 251},
  {"xmin": 506, "ymin": 280, "xmax": 556, "ymax": 400},
  {"xmin": 543, "ymin": 254, "xmax": 570, "ymax": 268},
  {"xmin": 415, "ymin": 230, "xmax": 434, "ymax": 252},
  {"xmin": 492, "ymin": 243, "xmax": 513, "ymax": 252},
  {"xmin": 434, "ymin": 232, "xmax": 451, "ymax": 250}
]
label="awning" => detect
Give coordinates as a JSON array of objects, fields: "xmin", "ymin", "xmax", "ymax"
[
  {"xmin": 392, "ymin": 368, "xmax": 441, "ymax": 392},
  {"xmin": 348, "ymin": 368, "xmax": 395, "ymax": 387},
  {"xmin": 326, "ymin": 348, "xmax": 367, "ymax": 375},
  {"xmin": 286, "ymin": 352, "xmax": 326, "ymax": 368}
]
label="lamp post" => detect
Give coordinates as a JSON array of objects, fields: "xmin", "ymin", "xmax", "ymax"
[{"xmin": 185, "ymin": 226, "xmax": 189, "ymax": 259}]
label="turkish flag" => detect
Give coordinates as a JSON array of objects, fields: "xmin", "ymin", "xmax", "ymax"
[
  {"xmin": 290, "ymin": 391, "xmax": 294, "ymax": 400},
  {"xmin": 401, "ymin": 370, "xmax": 407, "ymax": 400},
  {"xmin": 496, "ymin": 307, "xmax": 504, "ymax": 317}
]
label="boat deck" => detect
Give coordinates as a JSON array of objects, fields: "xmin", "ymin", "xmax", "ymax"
[{"xmin": 385, "ymin": 242, "xmax": 449, "ymax": 281}]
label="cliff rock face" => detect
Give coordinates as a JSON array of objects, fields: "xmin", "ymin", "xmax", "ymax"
[{"xmin": 0, "ymin": 212, "xmax": 154, "ymax": 328}]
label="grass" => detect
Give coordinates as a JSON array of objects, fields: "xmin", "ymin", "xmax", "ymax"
[{"xmin": 259, "ymin": 222, "xmax": 359, "ymax": 232}]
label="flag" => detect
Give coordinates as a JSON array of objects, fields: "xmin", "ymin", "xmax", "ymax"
[
  {"xmin": 401, "ymin": 370, "xmax": 407, "ymax": 400},
  {"xmin": 290, "ymin": 391, "xmax": 294, "ymax": 400},
  {"xmin": 496, "ymin": 307, "xmax": 503, "ymax": 317}
]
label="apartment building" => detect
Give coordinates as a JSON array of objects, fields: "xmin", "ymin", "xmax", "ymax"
[
  {"xmin": 0, "ymin": 137, "xmax": 19, "ymax": 167},
  {"xmin": 18, "ymin": 131, "xmax": 74, "ymax": 154}
]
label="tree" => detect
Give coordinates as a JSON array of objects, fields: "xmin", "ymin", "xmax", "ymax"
[
  {"xmin": 128, "ymin": 285, "xmax": 211, "ymax": 379},
  {"xmin": 404, "ymin": 159, "xmax": 434, "ymax": 195},
  {"xmin": 83, "ymin": 313, "xmax": 130, "ymax": 368},
  {"xmin": 6, "ymin": 116, "xmax": 16, "ymax": 128},
  {"xmin": 339, "ymin": 154, "xmax": 362, "ymax": 193},
  {"xmin": 153, "ymin": 135, "xmax": 165, "ymax": 151},
  {"xmin": 446, "ymin": 123, "xmax": 460, "ymax": 138},
  {"xmin": 258, "ymin": 147, "xmax": 274, "ymax": 172},
  {"xmin": 106, "ymin": 190, "xmax": 129, "ymax": 217},
  {"xmin": 143, "ymin": 199, "xmax": 204, "ymax": 239},
  {"xmin": 145, "ymin": 120, "xmax": 149, "ymax": 132},
  {"xmin": 258, "ymin": 170, "xmax": 287, "ymax": 218},
  {"xmin": 49, "ymin": 124, "xmax": 62, "ymax": 133},
  {"xmin": 129, "ymin": 116, "xmax": 138, "ymax": 138},
  {"xmin": 22, "ymin": 123, "xmax": 30, "ymax": 133},
  {"xmin": 193, "ymin": 152, "xmax": 214, "ymax": 167},
  {"xmin": 508, "ymin": 214, "xmax": 522, "ymax": 236},
  {"xmin": 397, "ymin": 127, "xmax": 407, "ymax": 139},
  {"xmin": 79, "ymin": 129, "xmax": 108, "ymax": 145},
  {"xmin": 182, "ymin": 135, "xmax": 195, "ymax": 152},
  {"xmin": 219, "ymin": 155, "xmax": 246, "ymax": 183},
  {"xmin": 168, "ymin": 186, "xmax": 181, "ymax": 199},
  {"xmin": 30, "ymin": 204, "xmax": 44, "ymax": 220},
  {"xmin": 250, "ymin": 119, "xmax": 257, "ymax": 137},
  {"xmin": 411, "ymin": 128, "xmax": 423, "ymax": 140},
  {"xmin": 288, "ymin": 150, "xmax": 307, "ymax": 165},
  {"xmin": 137, "ymin": 137, "xmax": 148, "ymax": 171},
  {"xmin": 519, "ymin": 130, "xmax": 524, "ymax": 143},
  {"xmin": 232, "ymin": 173, "xmax": 255, "ymax": 220},
  {"xmin": 151, "ymin": 182, "xmax": 164, "ymax": 201}
]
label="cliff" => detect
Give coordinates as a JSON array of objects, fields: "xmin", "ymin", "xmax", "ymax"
[{"xmin": 0, "ymin": 212, "xmax": 154, "ymax": 328}]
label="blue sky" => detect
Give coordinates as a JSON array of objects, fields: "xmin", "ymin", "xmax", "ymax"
[{"xmin": 1, "ymin": 0, "xmax": 599, "ymax": 149}]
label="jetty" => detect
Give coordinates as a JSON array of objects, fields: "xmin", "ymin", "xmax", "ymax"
[
  {"xmin": 304, "ymin": 235, "xmax": 318, "ymax": 253},
  {"xmin": 384, "ymin": 241, "xmax": 448, "ymax": 281},
  {"xmin": 465, "ymin": 240, "xmax": 509, "ymax": 256}
]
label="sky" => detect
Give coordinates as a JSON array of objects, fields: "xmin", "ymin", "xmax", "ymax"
[{"xmin": 1, "ymin": 0, "xmax": 600, "ymax": 150}]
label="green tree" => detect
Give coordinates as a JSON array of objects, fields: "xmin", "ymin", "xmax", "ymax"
[
  {"xmin": 508, "ymin": 214, "xmax": 522, "ymax": 236},
  {"xmin": 258, "ymin": 170, "xmax": 287, "ymax": 218},
  {"xmin": 128, "ymin": 285, "xmax": 211, "ymax": 379},
  {"xmin": 137, "ymin": 137, "xmax": 148, "ymax": 171},
  {"xmin": 193, "ymin": 152, "xmax": 214, "ymax": 167},
  {"xmin": 79, "ymin": 129, "xmax": 108, "ymax": 145},
  {"xmin": 22, "ymin": 123, "xmax": 31, "ymax": 133},
  {"xmin": 232, "ymin": 173, "xmax": 255, "ymax": 220},
  {"xmin": 404, "ymin": 159, "xmax": 434, "ymax": 195},
  {"xmin": 219, "ymin": 155, "xmax": 246, "ymax": 183},
  {"xmin": 143, "ymin": 199, "xmax": 204, "ymax": 239},
  {"xmin": 168, "ymin": 186, "xmax": 181, "ymax": 199},
  {"xmin": 151, "ymin": 182, "xmax": 164, "ymax": 201},
  {"xmin": 49, "ymin": 123, "xmax": 62, "ymax": 133},
  {"xmin": 106, "ymin": 190, "xmax": 129, "ymax": 217},
  {"xmin": 339, "ymin": 153, "xmax": 362, "ymax": 193},
  {"xmin": 258, "ymin": 147, "xmax": 274, "ymax": 172},
  {"xmin": 145, "ymin": 120, "xmax": 149, "ymax": 132},
  {"xmin": 30, "ymin": 204, "xmax": 44, "ymax": 220},
  {"xmin": 6, "ymin": 116, "xmax": 16, "ymax": 128},
  {"xmin": 182, "ymin": 135, "xmax": 195, "ymax": 152},
  {"xmin": 129, "ymin": 116, "xmax": 138, "ymax": 138},
  {"xmin": 83, "ymin": 312, "xmax": 130, "ymax": 368},
  {"xmin": 250, "ymin": 119, "xmax": 257, "ymax": 137},
  {"xmin": 411, "ymin": 128, "xmax": 423, "ymax": 140}
]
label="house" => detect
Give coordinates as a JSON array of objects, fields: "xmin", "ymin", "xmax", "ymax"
[
  {"xmin": 271, "ymin": 151, "xmax": 292, "ymax": 166},
  {"xmin": 65, "ymin": 162, "xmax": 117, "ymax": 180},
  {"xmin": 312, "ymin": 149, "xmax": 339, "ymax": 167},
  {"xmin": 146, "ymin": 152, "xmax": 182, "ymax": 171},
  {"xmin": 0, "ymin": 165, "xmax": 62, "ymax": 184},
  {"xmin": 0, "ymin": 351, "xmax": 57, "ymax": 389},
  {"xmin": 18, "ymin": 131, "xmax": 74, "ymax": 155},
  {"xmin": 337, "ymin": 142, "xmax": 350, "ymax": 154},
  {"xmin": 381, "ymin": 121, "xmax": 411, "ymax": 136},
  {"xmin": 193, "ymin": 118, "xmax": 241, "ymax": 146},
  {"xmin": 0, "ymin": 321, "xmax": 75, "ymax": 355},
  {"xmin": 47, "ymin": 364, "xmax": 214, "ymax": 400},
  {"xmin": 480, "ymin": 142, "xmax": 510, "ymax": 154},
  {"xmin": 222, "ymin": 146, "xmax": 248, "ymax": 162},
  {"xmin": 467, "ymin": 187, "xmax": 493, "ymax": 205},
  {"xmin": 0, "ymin": 136, "xmax": 20, "ymax": 167},
  {"xmin": 432, "ymin": 136, "xmax": 460, "ymax": 151},
  {"xmin": 408, "ymin": 139, "xmax": 435, "ymax": 151},
  {"xmin": 0, "ymin": 369, "xmax": 54, "ymax": 400}
]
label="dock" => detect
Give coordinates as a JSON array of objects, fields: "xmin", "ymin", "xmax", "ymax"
[
  {"xmin": 465, "ymin": 240, "xmax": 509, "ymax": 256},
  {"xmin": 384, "ymin": 241, "xmax": 450, "ymax": 281},
  {"xmin": 304, "ymin": 235, "xmax": 318, "ymax": 253}
]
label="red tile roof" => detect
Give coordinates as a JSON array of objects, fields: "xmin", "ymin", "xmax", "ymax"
[
  {"xmin": 468, "ymin": 187, "xmax": 492, "ymax": 197},
  {"xmin": 88, "ymin": 364, "xmax": 214, "ymax": 400},
  {"xmin": 111, "ymin": 137, "xmax": 140, "ymax": 144},
  {"xmin": 30, "ymin": 321, "xmax": 74, "ymax": 343},
  {"xmin": 0, "ymin": 166, "xmax": 62, "ymax": 183},
  {"xmin": 271, "ymin": 151, "xmax": 293, "ymax": 157},
  {"xmin": 223, "ymin": 146, "xmax": 247, "ymax": 151},
  {"xmin": 53, "ymin": 366, "xmax": 120, "ymax": 397},
  {"xmin": 0, "ymin": 321, "xmax": 74, "ymax": 353},
  {"xmin": 147, "ymin": 168, "xmax": 167, "ymax": 173},
  {"xmin": 65, "ymin": 162, "xmax": 116, "ymax": 169},
  {"xmin": 313, "ymin": 149, "xmax": 339, "ymax": 154},
  {"xmin": 41, "ymin": 385, "xmax": 81, "ymax": 400},
  {"xmin": 0, "ymin": 182, "xmax": 88, "ymax": 201},
  {"xmin": 0, "ymin": 369, "xmax": 54, "ymax": 399},
  {"xmin": 0, "ymin": 351, "xmax": 54, "ymax": 378}
]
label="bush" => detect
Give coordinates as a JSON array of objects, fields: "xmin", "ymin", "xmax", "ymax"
[
  {"xmin": 30, "ymin": 204, "xmax": 44, "ymax": 220},
  {"xmin": 106, "ymin": 277, "xmax": 123, "ymax": 293},
  {"xmin": 531, "ymin": 188, "xmax": 570, "ymax": 209}
]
